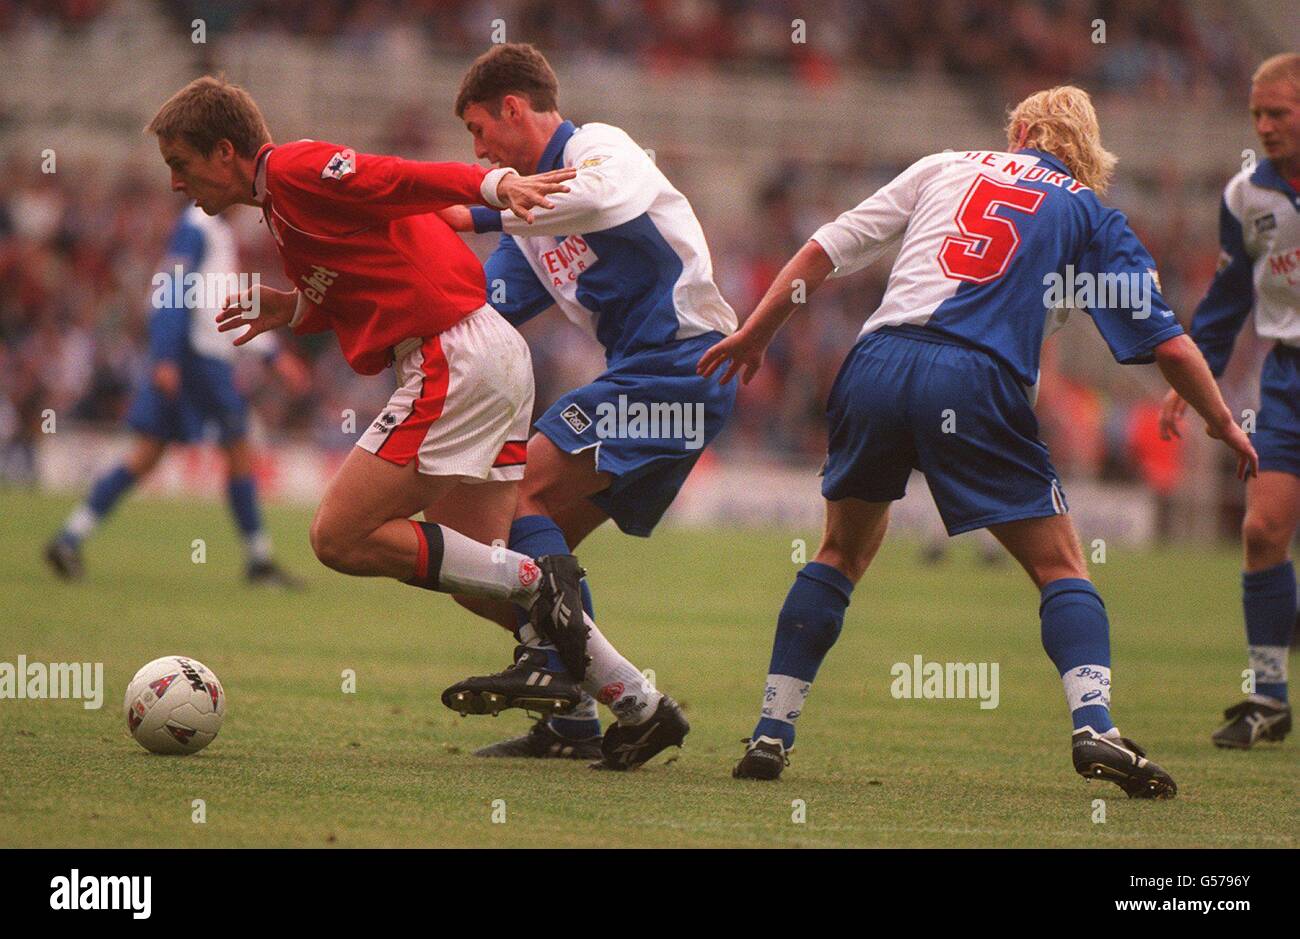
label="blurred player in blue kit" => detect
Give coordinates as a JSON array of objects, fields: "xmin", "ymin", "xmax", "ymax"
[
  {"xmin": 1161, "ymin": 53, "xmax": 1300, "ymax": 749},
  {"xmin": 701, "ymin": 85, "xmax": 1257, "ymax": 796},
  {"xmin": 45, "ymin": 203, "xmax": 307, "ymax": 588}
]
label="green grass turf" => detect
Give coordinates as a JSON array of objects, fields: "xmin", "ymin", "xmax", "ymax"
[{"xmin": 0, "ymin": 488, "xmax": 1295, "ymax": 848}]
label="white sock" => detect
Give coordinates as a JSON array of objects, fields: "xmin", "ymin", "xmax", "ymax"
[
  {"xmin": 579, "ymin": 613, "xmax": 662, "ymax": 726},
  {"xmin": 1247, "ymin": 645, "xmax": 1289, "ymax": 687},
  {"xmin": 1061, "ymin": 664, "xmax": 1112, "ymax": 713},
  {"xmin": 245, "ymin": 531, "xmax": 272, "ymax": 564},
  {"xmin": 431, "ymin": 524, "xmax": 539, "ymax": 606},
  {"xmin": 761, "ymin": 673, "xmax": 811, "ymax": 733},
  {"xmin": 64, "ymin": 505, "xmax": 98, "ymax": 540}
]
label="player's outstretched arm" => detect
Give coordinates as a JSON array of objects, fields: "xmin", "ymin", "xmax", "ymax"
[
  {"xmin": 436, "ymin": 169, "xmax": 574, "ymax": 230},
  {"xmin": 1157, "ymin": 388, "xmax": 1190, "ymax": 440},
  {"xmin": 496, "ymin": 168, "xmax": 576, "ymax": 224},
  {"xmin": 436, "ymin": 206, "xmax": 473, "ymax": 231},
  {"xmin": 698, "ymin": 240, "xmax": 834, "ymax": 385},
  {"xmin": 216, "ymin": 285, "xmax": 298, "ymax": 347},
  {"xmin": 1154, "ymin": 334, "xmax": 1258, "ymax": 479}
]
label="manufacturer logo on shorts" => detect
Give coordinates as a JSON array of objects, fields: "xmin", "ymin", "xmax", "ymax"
[
  {"xmin": 1254, "ymin": 212, "xmax": 1276, "ymax": 234},
  {"xmin": 518, "ymin": 560, "xmax": 540, "ymax": 587},
  {"xmin": 559, "ymin": 403, "xmax": 592, "ymax": 435},
  {"xmin": 372, "ymin": 412, "xmax": 398, "ymax": 433},
  {"xmin": 597, "ymin": 681, "xmax": 624, "ymax": 705}
]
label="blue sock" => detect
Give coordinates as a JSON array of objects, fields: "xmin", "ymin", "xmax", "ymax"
[
  {"xmin": 62, "ymin": 464, "xmax": 137, "ymax": 545},
  {"xmin": 1243, "ymin": 561, "xmax": 1295, "ymax": 702},
  {"xmin": 227, "ymin": 475, "xmax": 270, "ymax": 564},
  {"xmin": 1040, "ymin": 578, "xmax": 1114, "ymax": 733},
  {"xmin": 508, "ymin": 514, "xmax": 600, "ymax": 739},
  {"xmin": 751, "ymin": 562, "xmax": 853, "ymax": 749},
  {"xmin": 87, "ymin": 464, "xmax": 136, "ymax": 516}
]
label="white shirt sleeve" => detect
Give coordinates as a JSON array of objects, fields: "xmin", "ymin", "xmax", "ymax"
[
  {"xmin": 289, "ymin": 289, "xmax": 312, "ymax": 327},
  {"xmin": 499, "ymin": 125, "xmax": 658, "ymax": 237},
  {"xmin": 480, "ymin": 167, "xmax": 519, "ymax": 208},
  {"xmin": 810, "ymin": 156, "xmax": 934, "ymax": 278}
]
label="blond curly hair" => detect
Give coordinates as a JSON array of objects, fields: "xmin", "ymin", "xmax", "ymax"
[
  {"xmin": 1253, "ymin": 52, "xmax": 1300, "ymax": 93},
  {"xmin": 1005, "ymin": 85, "xmax": 1117, "ymax": 195}
]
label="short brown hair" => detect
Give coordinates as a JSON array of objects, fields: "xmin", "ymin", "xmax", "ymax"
[
  {"xmin": 455, "ymin": 43, "xmax": 559, "ymax": 118},
  {"xmin": 147, "ymin": 76, "xmax": 271, "ymax": 158}
]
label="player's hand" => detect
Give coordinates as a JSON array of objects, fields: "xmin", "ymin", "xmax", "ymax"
[
  {"xmin": 697, "ymin": 326, "xmax": 769, "ymax": 386},
  {"xmin": 1158, "ymin": 389, "xmax": 1189, "ymax": 440},
  {"xmin": 1205, "ymin": 415, "xmax": 1259, "ymax": 481},
  {"xmin": 437, "ymin": 206, "xmax": 473, "ymax": 232},
  {"xmin": 498, "ymin": 167, "xmax": 576, "ymax": 224},
  {"xmin": 216, "ymin": 285, "xmax": 296, "ymax": 346},
  {"xmin": 152, "ymin": 362, "xmax": 181, "ymax": 399}
]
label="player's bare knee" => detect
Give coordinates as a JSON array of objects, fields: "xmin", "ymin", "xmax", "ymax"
[
  {"xmin": 1033, "ymin": 564, "xmax": 1089, "ymax": 590},
  {"xmin": 1012, "ymin": 542, "xmax": 1083, "ymax": 588},
  {"xmin": 1027, "ymin": 547, "xmax": 1089, "ymax": 588},
  {"xmin": 814, "ymin": 541, "xmax": 869, "ymax": 584},
  {"xmin": 517, "ymin": 476, "xmax": 566, "ymax": 520},
  {"xmin": 308, "ymin": 514, "xmax": 350, "ymax": 571},
  {"xmin": 127, "ymin": 443, "xmax": 164, "ymax": 477},
  {"xmin": 1242, "ymin": 512, "xmax": 1289, "ymax": 567}
]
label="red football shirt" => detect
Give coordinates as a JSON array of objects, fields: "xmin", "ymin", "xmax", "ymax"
[{"xmin": 255, "ymin": 140, "xmax": 491, "ymax": 375}]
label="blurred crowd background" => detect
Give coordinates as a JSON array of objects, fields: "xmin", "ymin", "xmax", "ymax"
[
  {"xmin": 0, "ymin": 0, "xmax": 1290, "ymax": 534},
  {"xmin": 2, "ymin": 0, "xmax": 1262, "ymax": 101}
]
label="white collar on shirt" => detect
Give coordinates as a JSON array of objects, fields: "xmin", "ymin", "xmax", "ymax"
[{"xmin": 252, "ymin": 144, "xmax": 272, "ymax": 205}]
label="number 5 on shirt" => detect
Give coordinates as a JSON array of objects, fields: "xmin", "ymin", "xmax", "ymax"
[{"xmin": 938, "ymin": 175, "xmax": 1045, "ymax": 284}]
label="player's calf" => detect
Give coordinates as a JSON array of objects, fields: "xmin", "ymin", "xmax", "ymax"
[
  {"xmin": 732, "ymin": 561, "xmax": 855, "ymax": 777},
  {"xmin": 1237, "ymin": 560, "xmax": 1294, "ymax": 705}
]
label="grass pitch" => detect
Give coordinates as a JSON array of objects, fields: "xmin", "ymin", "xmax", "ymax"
[{"xmin": 0, "ymin": 488, "xmax": 1295, "ymax": 848}]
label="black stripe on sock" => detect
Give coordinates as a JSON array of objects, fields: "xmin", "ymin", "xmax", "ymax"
[{"xmin": 413, "ymin": 521, "xmax": 444, "ymax": 591}]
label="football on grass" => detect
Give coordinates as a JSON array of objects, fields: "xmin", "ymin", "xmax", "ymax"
[{"xmin": 123, "ymin": 655, "xmax": 225, "ymax": 754}]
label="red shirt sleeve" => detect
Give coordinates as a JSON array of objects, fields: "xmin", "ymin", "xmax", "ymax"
[
  {"xmin": 271, "ymin": 141, "xmax": 488, "ymax": 225},
  {"xmin": 291, "ymin": 300, "xmax": 331, "ymax": 336}
]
